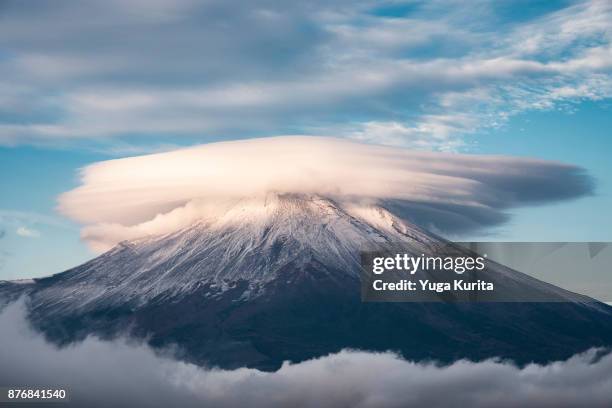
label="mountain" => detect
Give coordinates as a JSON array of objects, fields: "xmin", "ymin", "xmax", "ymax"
[{"xmin": 2, "ymin": 193, "xmax": 612, "ymax": 370}]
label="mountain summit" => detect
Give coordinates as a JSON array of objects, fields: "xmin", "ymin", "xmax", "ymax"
[{"xmin": 2, "ymin": 194, "xmax": 612, "ymax": 370}]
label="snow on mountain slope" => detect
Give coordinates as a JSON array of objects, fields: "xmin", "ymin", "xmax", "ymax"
[
  {"xmin": 1, "ymin": 194, "xmax": 435, "ymax": 312},
  {"xmin": 1, "ymin": 193, "xmax": 599, "ymax": 314},
  {"xmin": 2, "ymin": 193, "xmax": 612, "ymax": 370}
]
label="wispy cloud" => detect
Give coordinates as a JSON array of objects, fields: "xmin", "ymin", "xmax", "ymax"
[
  {"xmin": 0, "ymin": 210, "xmax": 72, "ymax": 229},
  {"xmin": 16, "ymin": 226, "xmax": 40, "ymax": 238},
  {"xmin": 0, "ymin": 0, "xmax": 610, "ymax": 150}
]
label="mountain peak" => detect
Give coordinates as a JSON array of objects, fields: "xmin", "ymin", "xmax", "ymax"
[
  {"xmin": 18, "ymin": 195, "xmax": 434, "ymax": 312},
  {"xmin": 3, "ymin": 193, "xmax": 612, "ymax": 371}
]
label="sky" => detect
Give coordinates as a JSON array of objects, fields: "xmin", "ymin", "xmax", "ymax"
[{"xmin": 1, "ymin": 0, "xmax": 612, "ymax": 279}]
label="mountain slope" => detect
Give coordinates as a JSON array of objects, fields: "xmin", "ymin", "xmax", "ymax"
[{"xmin": 2, "ymin": 194, "xmax": 612, "ymax": 370}]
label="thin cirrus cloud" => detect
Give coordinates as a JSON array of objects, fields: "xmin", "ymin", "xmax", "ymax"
[
  {"xmin": 0, "ymin": 0, "xmax": 611, "ymax": 150},
  {"xmin": 57, "ymin": 136, "xmax": 593, "ymax": 251},
  {"xmin": 15, "ymin": 226, "xmax": 41, "ymax": 238},
  {"xmin": 1, "ymin": 300, "xmax": 611, "ymax": 408}
]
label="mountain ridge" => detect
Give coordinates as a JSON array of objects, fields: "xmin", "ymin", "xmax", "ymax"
[{"xmin": 1, "ymin": 193, "xmax": 612, "ymax": 370}]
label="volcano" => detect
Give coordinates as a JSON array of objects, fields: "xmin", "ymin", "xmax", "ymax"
[{"xmin": 2, "ymin": 194, "xmax": 612, "ymax": 370}]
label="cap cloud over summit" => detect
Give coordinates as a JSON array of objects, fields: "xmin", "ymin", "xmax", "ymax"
[{"xmin": 57, "ymin": 136, "xmax": 593, "ymax": 250}]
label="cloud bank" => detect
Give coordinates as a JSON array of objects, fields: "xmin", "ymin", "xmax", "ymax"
[
  {"xmin": 1, "ymin": 300, "xmax": 612, "ymax": 408},
  {"xmin": 57, "ymin": 137, "xmax": 593, "ymax": 251}
]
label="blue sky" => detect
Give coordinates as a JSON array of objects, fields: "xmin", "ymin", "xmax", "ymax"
[{"xmin": 1, "ymin": 0, "xmax": 612, "ymax": 279}]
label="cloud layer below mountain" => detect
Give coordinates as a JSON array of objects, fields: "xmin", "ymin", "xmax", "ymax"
[
  {"xmin": 57, "ymin": 136, "xmax": 593, "ymax": 251},
  {"xmin": 1, "ymin": 300, "xmax": 611, "ymax": 408}
]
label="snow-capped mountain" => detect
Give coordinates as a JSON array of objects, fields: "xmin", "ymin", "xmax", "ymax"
[
  {"xmin": 2, "ymin": 193, "xmax": 612, "ymax": 370},
  {"xmin": 2, "ymin": 194, "xmax": 434, "ymax": 309}
]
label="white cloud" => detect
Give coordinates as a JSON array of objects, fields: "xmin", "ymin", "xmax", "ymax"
[
  {"xmin": 348, "ymin": 118, "xmax": 476, "ymax": 151},
  {"xmin": 1, "ymin": 300, "xmax": 611, "ymax": 407},
  {"xmin": 0, "ymin": 0, "xmax": 611, "ymax": 149},
  {"xmin": 57, "ymin": 136, "xmax": 593, "ymax": 251},
  {"xmin": 15, "ymin": 226, "xmax": 41, "ymax": 238}
]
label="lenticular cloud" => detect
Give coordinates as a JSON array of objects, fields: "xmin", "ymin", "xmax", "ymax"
[{"xmin": 58, "ymin": 136, "xmax": 593, "ymax": 251}]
